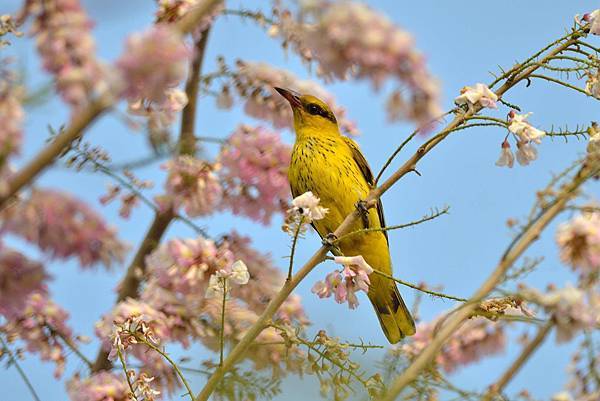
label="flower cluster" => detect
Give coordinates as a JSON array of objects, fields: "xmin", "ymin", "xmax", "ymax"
[
  {"xmin": 117, "ymin": 25, "xmax": 190, "ymax": 102},
  {"xmin": 519, "ymin": 285, "xmax": 598, "ymax": 342},
  {"xmin": 67, "ymin": 372, "xmax": 130, "ymax": 401},
  {"xmin": 496, "ymin": 111, "xmax": 546, "ymax": 168},
  {"xmin": 2, "ymin": 293, "xmax": 74, "ymax": 378},
  {"xmin": 17, "ymin": 0, "xmax": 104, "ymax": 109},
  {"xmin": 1, "ymin": 189, "xmax": 128, "ymax": 268},
  {"xmin": 117, "ymin": 25, "xmax": 191, "ymax": 135},
  {"xmin": 219, "ymin": 231, "xmax": 287, "ymax": 312},
  {"xmin": 0, "ymin": 248, "xmax": 48, "ymax": 319},
  {"xmin": 556, "ymin": 210, "xmax": 600, "ymax": 282},
  {"xmin": 225, "ymin": 61, "xmax": 358, "ymax": 135},
  {"xmin": 400, "ymin": 317, "xmax": 506, "ymax": 373},
  {"xmin": 455, "ymin": 83, "xmax": 498, "ymax": 111},
  {"xmin": 283, "ymin": 191, "xmax": 329, "ymax": 235},
  {"xmin": 205, "ymin": 260, "xmax": 250, "ymax": 298},
  {"xmin": 312, "ymin": 255, "xmax": 373, "ymax": 309},
  {"xmin": 0, "ymin": 68, "xmax": 24, "ymax": 165},
  {"xmin": 219, "ymin": 125, "xmax": 292, "ymax": 224},
  {"xmin": 145, "ymin": 236, "xmax": 233, "ymax": 296},
  {"xmin": 127, "ymin": 88, "xmax": 189, "ymax": 136},
  {"xmin": 582, "ymin": 10, "xmax": 600, "ymax": 36},
  {"xmin": 282, "ymin": 1, "xmax": 441, "ymax": 129},
  {"xmin": 110, "ymin": 314, "xmax": 161, "ymax": 361},
  {"xmin": 160, "ymin": 156, "xmax": 222, "ymax": 217}
]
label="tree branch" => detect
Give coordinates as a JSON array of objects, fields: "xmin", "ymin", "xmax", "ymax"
[
  {"xmin": 91, "ymin": 27, "xmax": 212, "ymax": 373},
  {"xmin": 482, "ymin": 321, "xmax": 553, "ymax": 401},
  {"xmin": 0, "ymin": 0, "xmax": 222, "ymax": 210}
]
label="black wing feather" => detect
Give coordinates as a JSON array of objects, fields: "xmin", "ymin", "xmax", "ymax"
[{"xmin": 342, "ymin": 137, "xmax": 389, "ymax": 244}]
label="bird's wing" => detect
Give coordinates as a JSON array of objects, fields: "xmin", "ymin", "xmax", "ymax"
[{"xmin": 342, "ymin": 136, "xmax": 388, "ymax": 244}]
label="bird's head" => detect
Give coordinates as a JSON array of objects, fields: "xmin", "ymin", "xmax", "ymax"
[{"xmin": 274, "ymin": 87, "xmax": 340, "ymax": 136}]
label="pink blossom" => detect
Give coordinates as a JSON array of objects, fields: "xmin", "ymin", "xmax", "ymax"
[
  {"xmin": 2, "ymin": 293, "xmax": 74, "ymax": 378},
  {"xmin": 1, "ymin": 189, "xmax": 128, "ymax": 269},
  {"xmin": 128, "ymin": 88, "xmax": 189, "ymax": 135},
  {"xmin": 0, "ymin": 248, "xmax": 48, "ymax": 319},
  {"xmin": 205, "ymin": 260, "xmax": 250, "ymax": 298},
  {"xmin": 519, "ymin": 285, "xmax": 598, "ymax": 343},
  {"xmin": 67, "ymin": 372, "xmax": 129, "ymax": 401},
  {"xmin": 508, "ymin": 111, "xmax": 546, "ymax": 144},
  {"xmin": 231, "ymin": 61, "xmax": 358, "ymax": 135},
  {"xmin": 455, "ymin": 83, "xmax": 498, "ymax": 111},
  {"xmin": 495, "ymin": 140, "xmax": 515, "ymax": 168},
  {"xmin": 583, "ymin": 10, "xmax": 600, "ymax": 35},
  {"xmin": 311, "ymin": 255, "xmax": 373, "ymax": 309},
  {"xmin": 17, "ymin": 0, "xmax": 105, "ymax": 109},
  {"xmin": 0, "ymin": 68, "xmax": 24, "ymax": 163},
  {"xmin": 516, "ymin": 140, "xmax": 538, "ymax": 166},
  {"xmin": 117, "ymin": 25, "xmax": 191, "ymax": 103},
  {"xmin": 144, "ymin": 236, "xmax": 233, "ymax": 296},
  {"xmin": 219, "ymin": 125, "xmax": 291, "ymax": 224},
  {"xmin": 155, "ymin": 0, "xmax": 223, "ymax": 34},
  {"xmin": 556, "ymin": 211, "xmax": 600, "ymax": 280},
  {"xmin": 276, "ymin": 1, "xmax": 441, "ymax": 129},
  {"xmin": 585, "ymin": 70, "xmax": 600, "ymax": 99},
  {"xmin": 400, "ymin": 317, "xmax": 506, "ymax": 373},
  {"xmin": 161, "ymin": 156, "xmax": 222, "ymax": 217}
]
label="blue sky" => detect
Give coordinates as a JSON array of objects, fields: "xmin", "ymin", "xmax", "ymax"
[{"xmin": 2, "ymin": 1, "xmax": 599, "ymax": 400}]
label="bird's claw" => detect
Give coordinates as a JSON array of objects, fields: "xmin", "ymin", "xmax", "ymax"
[
  {"xmin": 356, "ymin": 200, "xmax": 370, "ymax": 228},
  {"xmin": 321, "ymin": 233, "xmax": 338, "ymax": 247}
]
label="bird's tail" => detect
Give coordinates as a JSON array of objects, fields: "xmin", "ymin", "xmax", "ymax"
[{"xmin": 369, "ymin": 283, "xmax": 416, "ymax": 344}]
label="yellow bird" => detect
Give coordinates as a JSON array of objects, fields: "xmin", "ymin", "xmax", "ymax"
[{"xmin": 275, "ymin": 87, "xmax": 416, "ymax": 343}]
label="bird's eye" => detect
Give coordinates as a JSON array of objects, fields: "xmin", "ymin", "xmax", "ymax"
[{"xmin": 307, "ymin": 103, "xmax": 323, "ymax": 116}]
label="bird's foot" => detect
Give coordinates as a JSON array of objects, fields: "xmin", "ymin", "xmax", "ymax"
[
  {"xmin": 321, "ymin": 233, "xmax": 338, "ymax": 247},
  {"xmin": 355, "ymin": 199, "xmax": 370, "ymax": 228}
]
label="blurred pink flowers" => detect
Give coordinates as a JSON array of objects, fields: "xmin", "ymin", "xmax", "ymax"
[
  {"xmin": 283, "ymin": 1, "xmax": 441, "ymax": 129},
  {"xmin": 312, "ymin": 255, "xmax": 373, "ymax": 309},
  {"xmin": 519, "ymin": 285, "xmax": 598, "ymax": 343},
  {"xmin": 67, "ymin": 372, "xmax": 129, "ymax": 401},
  {"xmin": 400, "ymin": 317, "xmax": 506, "ymax": 373},
  {"xmin": 0, "ymin": 248, "xmax": 48, "ymax": 319},
  {"xmin": 161, "ymin": 156, "xmax": 222, "ymax": 217},
  {"xmin": 556, "ymin": 210, "xmax": 600, "ymax": 281},
  {"xmin": 117, "ymin": 25, "xmax": 191, "ymax": 103},
  {"xmin": 228, "ymin": 61, "xmax": 358, "ymax": 135},
  {"xmin": 219, "ymin": 125, "xmax": 291, "ymax": 224},
  {"xmin": 3, "ymin": 293, "xmax": 74, "ymax": 378},
  {"xmin": 1, "ymin": 189, "xmax": 128, "ymax": 268},
  {"xmin": 18, "ymin": 0, "xmax": 105, "ymax": 109},
  {"xmin": 0, "ymin": 69, "xmax": 24, "ymax": 164}
]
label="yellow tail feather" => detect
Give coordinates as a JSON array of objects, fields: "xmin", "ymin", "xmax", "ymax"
[{"xmin": 370, "ymin": 284, "xmax": 416, "ymax": 344}]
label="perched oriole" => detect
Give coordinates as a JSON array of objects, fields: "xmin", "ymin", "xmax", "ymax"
[{"xmin": 276, "ymin": 87, "xmax": 415, "ymax": 343}]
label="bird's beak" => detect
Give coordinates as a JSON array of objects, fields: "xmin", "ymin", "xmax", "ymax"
[{"xmin": 274, "ymin": 87, "xmax": 302, "ymax": 108}]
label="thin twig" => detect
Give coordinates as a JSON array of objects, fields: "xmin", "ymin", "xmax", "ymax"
[
  {"xmin": 0, "ymin": 335, "xmax": 42, "ymax": 401},
  {"xmin": 46, "ymin": 324, "xmax": 93, "ymax": 369},
  {"xmin": 370, "ymin": 269, "xmax": 467, "ymax": 302},
  {"xmin": 529, "ymin": 73, "xmax": 591, "ymax": 96},
  {"xmin": 139, "ymin": 339, "xmax": 196, "ymax": 401},
  {"xmin": 287, "ymin": 216, "xmax": 305, "ymax": 281},
  {"xmin": 332, "ymin": 206, "xmax": 449, "ymax": 245},
  {"xmin": 219, "ymin": 278, "xmax": 227, "ymax": 367}
]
